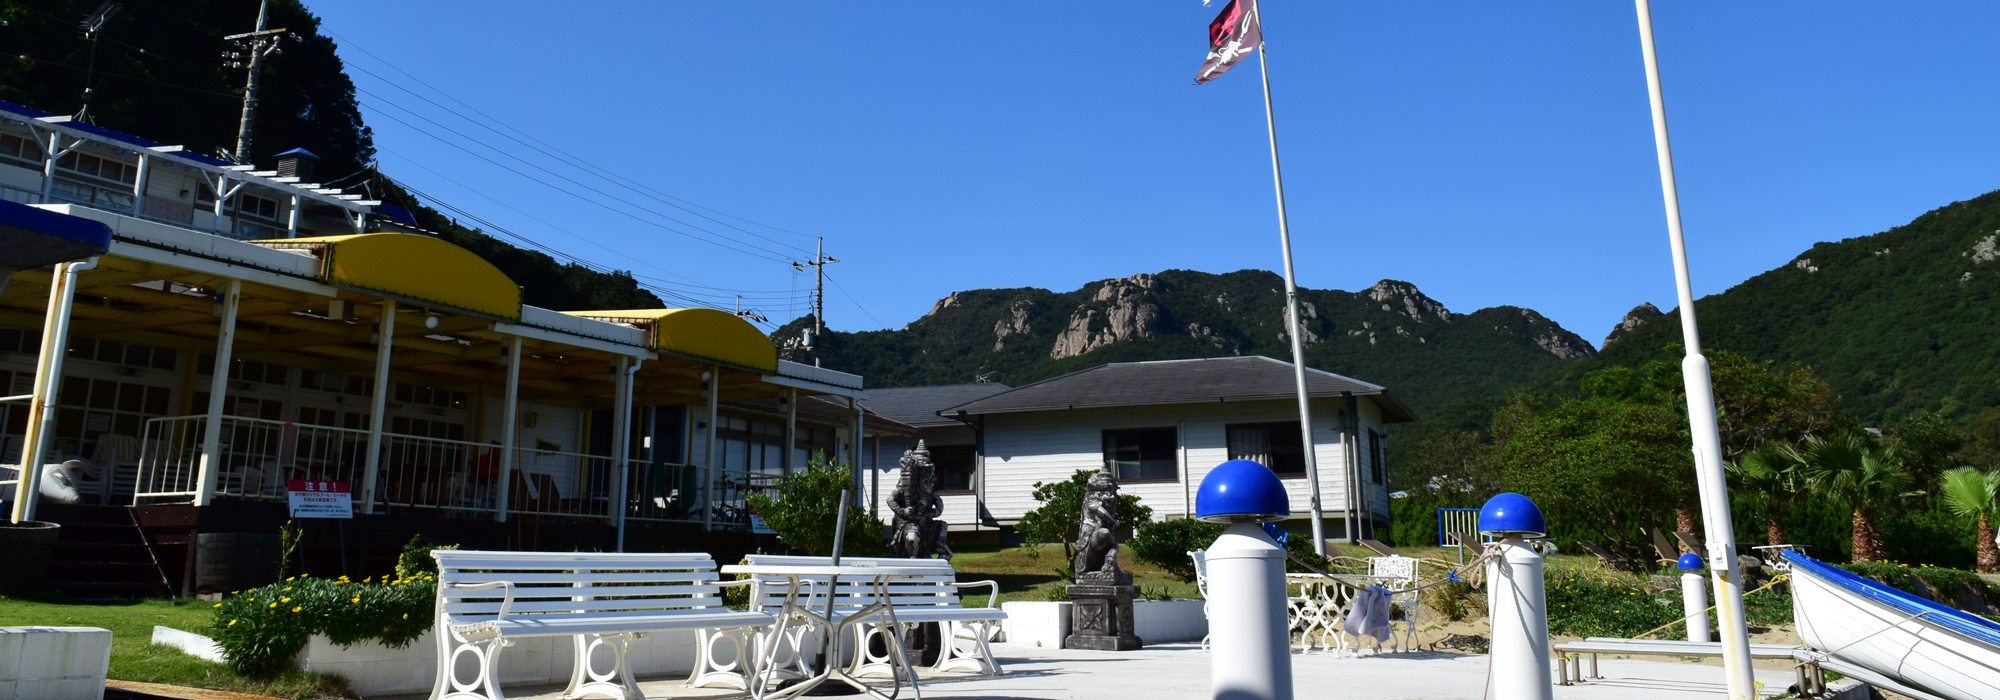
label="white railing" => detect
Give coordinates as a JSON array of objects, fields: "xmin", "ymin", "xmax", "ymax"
[
  {"xmin": 0, "ymin": 183, "xmax": 40, "ymax": 205},
  {"xmin": 132, "ymin": 415, "xmax": 762, "ymax": 524}
]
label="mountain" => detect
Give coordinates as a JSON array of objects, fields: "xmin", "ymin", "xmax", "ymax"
[
  {"xmin": 773, "ymin": 269, "xmax": 1596, "ymax": 417},
  {"xmin": 1581, "ymin": 189, "xmax": 2000, "ymax": 424}
]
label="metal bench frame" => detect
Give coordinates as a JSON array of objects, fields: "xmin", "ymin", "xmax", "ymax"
[{"xmin": 737, "ymin": 554, "xmax": 1006, "ymax": 679}]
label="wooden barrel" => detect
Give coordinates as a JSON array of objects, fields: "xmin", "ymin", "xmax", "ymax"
[
  {"xmin": 0, "ymin": 521, "xmax": 60, "ymax": 594},
  {"xmin": 195, "ymin": 533, "xmax": 282, "ymax": 593}
]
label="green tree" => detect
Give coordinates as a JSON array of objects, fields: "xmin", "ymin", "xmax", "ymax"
[
  {"xmin": 745, "ymin": 452, "xmax": 884, "ymax": 557},
  {"xmin": 1787, "ymin": 435, "xmax": 1912, "ymax": 562},
  {"xmin": 1015, "ymin": 469, "xmax": 1151, "ymax": 580},
  {"xmin": 1939, "ymin": 467, "xmax": 2000, "ymax": 573},
  {"xmin": 1727, "ymin": 443, "xmax": 1805, "ymax": 546},
  {"xmin": 1495, "ymin": 396, "xmax": 1692, "ymax": 555},
  {"xmin": 1885, "ymin": 411, "xmax": 1965, "ymax": 489}
]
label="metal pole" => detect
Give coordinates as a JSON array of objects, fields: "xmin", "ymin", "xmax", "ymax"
[
  {"xmin": 703, "ymin": 366, "xmax": 719, "ymax": 531},
  {"xmin": 11, "ymin": 258, "xmax": 94, "ymax": 522},
  {"xmin": 1631, "ymin": 3, "xmax": 1755, "ymax": 697},
  {"xmin": 814, "ymin": 238, "xmax": 825, "ymax": 368},
  {"xmin": 360, "ymin": 300, "xmax": 395, "ymax": 514},
  {"xmin": 611, "ymin": 357, "xmax": 635, "ymax": 551},
  {"xmin": 130, "ymin": 153, "xmax": 149, "ymax": 215},
  {"xmin": 233, "ymin": 0, "xmax": 270, "ymax": 162},
  {"xmin": 195, "ymin": 278, "xmax": 241, "ymax": 507},
  {"xmin": 495, "ymin": 337, "xmax": 522, "ymax": 523},
  {"xmin": 1250, "ymin": 1, "xmax": 1326, "ymax": 557}
]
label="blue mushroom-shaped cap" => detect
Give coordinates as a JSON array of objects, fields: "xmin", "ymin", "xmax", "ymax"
[
  {"xmin": 1677, "ymin": 553, "xmax": 1704, "ymax": 570},
  {"xmin": 1477, "ymin": 492, "xmax": 1545, "ymax": 538},
  {"xmin": 1196, "ymin": 460, "xmax": 1290, "ymax": 523}
]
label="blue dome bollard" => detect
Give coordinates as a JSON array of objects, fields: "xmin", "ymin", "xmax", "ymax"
[
  {"xmin": 1480, "ymin": 493, "xmax": 1552, "ymax": 700},
  {"xmin": 1197, "ymin": 460, "xmax": 1292, "ymax": 700},
  {"xmin": 1678, "ymin": 553, "xmax": 1710, "ymax": 642}
]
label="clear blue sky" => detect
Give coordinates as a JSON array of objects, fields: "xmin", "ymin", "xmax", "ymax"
[{"xmin": 316, "ymin": 1, "xmax": 2000, "ymax": 346}]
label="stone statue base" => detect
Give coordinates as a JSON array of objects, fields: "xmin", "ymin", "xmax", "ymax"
[{"xmin": 1064, "ymin": 579, "xmax": 1141, "ymax": 651}]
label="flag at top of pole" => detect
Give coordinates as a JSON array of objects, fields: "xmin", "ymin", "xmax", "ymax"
[{"xmin": 1196, "ymin": 0, "xmax": 1262, "ymax": 85}]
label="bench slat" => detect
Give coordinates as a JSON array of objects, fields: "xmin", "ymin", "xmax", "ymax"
[
  {"xmin": 444, "ymin": 583, "xmax": 723, "ymax": 599},
  {"xmin": 441, "ymin": 571, "xmax": 719, "ymax": 585}
]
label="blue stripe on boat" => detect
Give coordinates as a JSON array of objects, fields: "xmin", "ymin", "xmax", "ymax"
[{"xmin": 1785, "ymin": 550, "xmax": 2000, "ymax": 647}]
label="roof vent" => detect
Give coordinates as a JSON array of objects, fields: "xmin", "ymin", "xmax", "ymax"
[{"xmin": 275, "ymin": 148, "xmax": 319, "ymax": 181}]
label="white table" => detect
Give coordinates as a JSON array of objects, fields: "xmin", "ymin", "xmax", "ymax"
[
  {"xmin": 723, "ymin": 563, "xmax": 937, "ymax": 700},
  {"xmin": 1286, "ymin": 572, "xmax": 1401, "ymax": 655}
]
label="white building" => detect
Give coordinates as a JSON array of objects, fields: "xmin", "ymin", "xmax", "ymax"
[{"xmin": 872, "ymin": 356, "xmax": 1416, "ymax": 542}]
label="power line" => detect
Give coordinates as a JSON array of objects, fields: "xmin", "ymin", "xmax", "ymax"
[
  {"xmin": 324, "ymin": 30, "xmax": 820, "ymax": 243},
  {"xmin": 822, "ymin": 270, "xmax": 886, "ymax": 329},
  {"xmin": 362, "ymin": 103, "xmax": 798, "ymax": 263}
]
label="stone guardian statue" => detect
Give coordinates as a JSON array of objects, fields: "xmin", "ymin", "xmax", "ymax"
[
  {"xmin": 887, "ymin": 440, "xmax": 951, "ymax": 560},
  {"xmin": 1065, "ymin": 467, "xmax": 1140, "ymax": 650}
]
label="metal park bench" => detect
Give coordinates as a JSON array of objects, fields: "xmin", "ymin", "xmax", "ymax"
[
  {"xmin": 1551, "ymin": 637, "xmax": 1819, "ymax": 690},
  {"xmin": 430, "ymin": 550, "xmax": 773, "ymax": 700},
  {"xmin": 739, "ymin": 554, "xmax": 1006, "ymax": 678}
]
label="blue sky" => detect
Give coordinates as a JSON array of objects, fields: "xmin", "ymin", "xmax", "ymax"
[{"xmin": 317, "ymin": 1, "xmax": 2000, "ymax": 347}]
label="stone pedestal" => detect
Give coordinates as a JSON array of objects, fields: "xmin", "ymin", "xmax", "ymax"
[{"xmin": 1065, "ymin": 574, "xmax": 1142, "ymax": 651}]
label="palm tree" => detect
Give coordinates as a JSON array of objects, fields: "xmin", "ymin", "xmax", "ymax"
[
  {"xmin": 1940, "ymin": 467, "xmax": 2000, "ymax": 573},
  {"xmin": 1728, "ymin": 443, "xmax": 1802, "ymax": 546},
  {"xmin": 1786, "ymin": 434, "xmax": 1912, "ymax": 562}
]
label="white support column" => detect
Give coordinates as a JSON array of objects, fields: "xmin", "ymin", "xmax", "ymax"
[
  {"xmin": 287, "ymin": 194, "xmax": 301, "ymax": 238},
  {"xmin": 849, "ymin": 396, "xmax": 863, "ymax": 507},
  {"xmin": 38, "ymin": 130, "xmax": 59, "ymax": 203},
  {"xmin": 11, "ymin": 258, "xmax": 95, "ymax": 522},
  {"xmin": 130, "ymin": 154, "xmax": 149, "ymax": 215},
  {"xmin": 610, "ymin": 356, "xmax": 633, "ymax": 552},
  {"xmin": 360, "ymin": 299, "xmax": 395, "ymax": 513},
  {"xmin": 702, "ymin": 366, "xmax": 719, "ymax": 531},
  {"xmin": 211, "ymin": 176, "xmax": 230, "ymax": 232},
  {"xmin": 194, "ymin": 278, "xmax": 242, "ymax": 507},
  {"xmin": 494, "ymin": 337, "xmax": 522, "ymax": 523},
  {"xmin": 782, "ymin": 388, "xmax": 797, "ymax": 475}
]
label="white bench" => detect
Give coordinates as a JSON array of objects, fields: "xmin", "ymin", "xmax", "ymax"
[
  {"xmin": 430, "ymin": 550, "xmax": 773, "ymax": 700},
  {"xmin": 738, "ymin": 554, "xmax": 1006, "ymax": 678},
  {"xmin": 1552, "ymin": 637, "xmax": 1813, "ymax": 688}
]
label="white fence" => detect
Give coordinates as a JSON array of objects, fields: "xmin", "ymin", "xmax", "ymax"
[{"xmin": 133, "ymin": 414, "xmax": 763, "ymax": 527}]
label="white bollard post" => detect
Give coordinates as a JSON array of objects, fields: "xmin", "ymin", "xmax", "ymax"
[
  {"xmin": 1194, "ymin": 459, "xmax": 1295, "ymax": 700},
  {"xmin": 1480, "ymin": 493, "xmax": 1553, "ymax": 700},
  {"xmin": 1678, "ymin": 553, "xmax": 1711, "ymax": 643},
  {"xmin": 1208, "ymin": 522, "xmax": 1293, "ymax": 700}
]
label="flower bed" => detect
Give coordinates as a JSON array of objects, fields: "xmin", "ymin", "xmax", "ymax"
[{"xmin": 208, "ymin": 573, "xmax": 435, "ymax": 677}]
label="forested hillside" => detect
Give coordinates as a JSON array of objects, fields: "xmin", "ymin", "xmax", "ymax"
[
  {"xmin": 0, "ymin": 0, "xmax": 660, "ymax": 311},
  {"xmin": 1578, "ymin": 190, "xmax": 2000, "ymax": 425},
  {"xmin": 775, "ymin": 270, "xmax": 1598, "ymax": 418}
]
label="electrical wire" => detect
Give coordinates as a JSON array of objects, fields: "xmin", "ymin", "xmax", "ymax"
[
  {"xmin": 362, "ymin": 100, "xmax": 799, "ymax": 264},
  {"xmin": 324, "ymin": 30, "xmax": 819, "ymax": 244},
  {"xmin": 821, "ymin": 270, "xmax": 886, "ymax": 329}
]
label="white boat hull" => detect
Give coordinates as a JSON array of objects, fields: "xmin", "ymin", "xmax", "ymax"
[{"xmin": 1787, "ymin": 552, "xmax": 2000, "ymax": 700}]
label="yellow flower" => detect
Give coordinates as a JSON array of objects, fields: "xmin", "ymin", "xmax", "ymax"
[
  {"xmin": 284, "ymin": 587, "xmax": 293, "ymax": 592},
  {"xmin": 402, "ymin": 613, "xmax": 409, "ymax": 619},
  {"xmin": 287, "ymin": 576, "xmax": 296, "ymax": 581},
  {"xmin": 230, "ymin": 620, "xmax": 238, "ymax": 626},
  {"xmin": 213, "ymin": 603, "xmax": 222, "ymax": 608},
  {"xmin": 292, "ymin": 606, "xmax": 302, "ymax": 613},
  {"xmin": 352, "ymin": 596, "xmax": 361, "ymax": 603},
  {"xmin": 282, "ymin": 597, "xmax": 291, "ymax": 603},
  {"xmin": 269, "ymin": 602, "xmax": 277, "ymax": 608}
]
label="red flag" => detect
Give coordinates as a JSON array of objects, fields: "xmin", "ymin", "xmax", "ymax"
[{"xmin": 1195, "ymin": 0, "xmax": 1262, "ymax": 85}]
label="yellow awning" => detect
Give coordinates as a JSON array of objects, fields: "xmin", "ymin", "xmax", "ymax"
[
  {"xmin": 258, "ymin": 233, "xmax": 522, "ymax": 320},
  {"xmin": 566, "ymin": 307, "xmax": 777, "ymax": 372}
]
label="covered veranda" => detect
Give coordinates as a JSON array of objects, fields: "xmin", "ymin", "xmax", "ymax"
[{"xmin": 1, "ymin": 202, "xmax": 866, "ymax": 541}]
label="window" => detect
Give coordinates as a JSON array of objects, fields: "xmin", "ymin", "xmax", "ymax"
[
  {"xmin": 235, "ymin": 194, "xmax": 279, "ymax": 220},
  {"xmin": 929, "ymin": 444, "xmax": 976, "ymax": 492},
  {"xmin": 1227, "ymin": 422, "xmax": 1307, "ymax": 476},
  {"xmin": 392, "ymin": 382, "xmax": 468, "ymax": 409},
  {"xmin": 391, "ymin": 416, "xmax": 466, "ymax": 441},
  {"xmin": 1102, "ymin": 427, "xmax": 1177, "ymax": 482},
  {"xmin": 65, "ymin": 338, "xmax": 178, "ymax": 371},
  {"xmin": 0, "ymin": 133, "xmax": 34, "ymax": 160},
  {"xmin": 299, "ymin": 370, "xmax": 373, "ymax": 397},
  {"xmin": 49, "ymin": 377, "xmax": 173, "ymax": 463},
  {"xmin": 297, "ymin": 407, "xmax": 337, "ymax": 427},
  {"xmin": 56, "ymin": 152, "xmax": 137, "ymax": 184},
  {"xmin": 198, "ymin": 355, "xmax": 289, "ymax": 386}
]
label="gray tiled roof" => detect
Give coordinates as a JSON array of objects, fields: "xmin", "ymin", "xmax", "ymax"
[
  {"xmin": 863, "ymin": 383, "xmax": 1013, "ymax": 428},
  {"xmin": 937, "ymin": 356, "xmax": 1417, "ymax": 423}
]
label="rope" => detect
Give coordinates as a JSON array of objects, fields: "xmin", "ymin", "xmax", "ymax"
[
  {"xmin": 1623, "ymin": 573, "xmax": 1791, "ymax": 642},
  {"xmin": 1286, "ymin": 543, "xmax": 1506, "ymax": 594}
]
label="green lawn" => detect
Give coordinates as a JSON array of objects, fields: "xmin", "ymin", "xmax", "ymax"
[
  {"xmin": 950, "ymin": 544, "xmax": 1202, "ymax": 603},
  {"xmin": 0, "ymin": 595, "xmax": 356, "ymax": 700}
]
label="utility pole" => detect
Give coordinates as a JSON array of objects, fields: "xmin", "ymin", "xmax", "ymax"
[
  {"xmin": 223, "ymin": 0, "xmax": 291, "ymax": 163},
  {"xmin": 791, "ymin": 237, "xmax": 837, "ymax": 367},
  {"xmin": 73, "ymin": 2, "xmax": 123, "ymax": 122}
]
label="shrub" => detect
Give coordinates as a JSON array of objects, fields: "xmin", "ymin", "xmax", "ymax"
[
  {"xmin": 745, "ymin": 451, "xmax": 884, "ymax": 557},
  {"xmin": 1543, "ymin": 568, "xmax": 1681, "ymax": 638},
  {"xmin": 1014, "ymin": 470, "xmax": 1151, "ymax": 580},
  {"xmin": 1422, "ymin": 579, "xmax": 1485, "ymax": 622},
  {"xmin": 210, "ymin": 573, "xmax": 435, "ymax": 677},
  {"xmin": 1841, "ymin": 561, "xmax": 2000, "ymax": 606},
  {"xmin": 1128, "ymin": 518, "xmax": 1225, "ymax": 582},
  {"xmin": 395, "ymin": 535, "xmax": 458, "ymax": 580}
]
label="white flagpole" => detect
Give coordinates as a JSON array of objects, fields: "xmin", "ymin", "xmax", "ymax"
[
  {"xmin": 1250, "ymin": 0, "xmax": 1330, "ymax": 556},
  {"xmin": 1632, "ymin": 2, "xmax": 1755, "ymax": 698}
]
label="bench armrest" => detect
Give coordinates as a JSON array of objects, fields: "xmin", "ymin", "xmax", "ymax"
[
  {"xmin": 447, "ymin": 581, "xmax": 518, "ymax": 621},
  {"xmin": 952, "ymin": 580, "xmax": 1001, "ymax": 608}
]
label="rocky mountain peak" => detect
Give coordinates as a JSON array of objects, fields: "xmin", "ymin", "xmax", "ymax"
[
  {"xmin": 925, "ymin": 292, "xmax": 962, "ymax": 318},
  {"xmin": 1051, "ymin": 274, "xmax": 1164, "ymax": 359},
  {"xmin": 1601, "ymin": 302, "xmax": 1664, "ymax": 349},
  {"xmin": 1367, "ymin": 279, "xmax": 1452, "ymax": 322}
]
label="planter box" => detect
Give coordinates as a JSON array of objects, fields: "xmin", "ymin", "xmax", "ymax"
[
  {"xmin": 154, "ymin": 627, "xmax": 703, "ymax": 698},
  {"xmin": 1002, "ymin": 599, "xmax": 1208, "ymax": 648},
  {"xmin": 1132, "ymin": 599, "xmax": 1207, "ymax": 643},
  {"xmin": 0, "ymin": 626, "xmax": 110, "ymax": 700}
]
